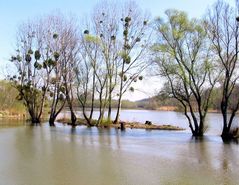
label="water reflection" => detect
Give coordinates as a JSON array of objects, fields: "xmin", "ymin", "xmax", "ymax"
[{"xmin": 0, "ymin": 122, "xmax": 239, "ymax": 185}]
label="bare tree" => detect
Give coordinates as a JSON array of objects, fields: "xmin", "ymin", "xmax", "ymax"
[
  {"xmin": 113, "ymin": 1, "xmax": 151, "ymax": 125},
  {"xmin": 60, "ymin": 17, "xmax": 79, "ymax": 127},
  {"xmin": 92, "ymin": 1, "xmax": 121, "ymax": 122},
  {"xmin": 9, "ymin": 19, "xmax": 55, "ymax": 124},
  {"xmin": 206, "ymin": 0, "xmax": 239, "ymax": 139},
  {"xmin": 76, "ymin": 2, "xmax": 120, "ymax": 127},
  {"xmin": 76, "ymin": 29, "xmax": 100, "ymax": 126},
  {"xmin": 44, "ymin": 15, "xmax": 69, "ymax": 126}
]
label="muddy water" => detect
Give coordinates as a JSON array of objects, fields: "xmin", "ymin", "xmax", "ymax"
[
  {"xmin": 60, "ymin": 109, "xmax": 239, "ymax": 135},
  {"xmin": 0, "ymin": 122, "xmax": 238, "ymax": 185}
]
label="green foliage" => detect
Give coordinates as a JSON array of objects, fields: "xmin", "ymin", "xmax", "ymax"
[
  {"xmin": 135, "ymin": 37, "xmax": 141, "ymax": 42},
  {"xmin": 123, "ymin": 30, "xmax": 128, "ymax": 36},
  {"xmin": 154, "ymin": 9, "xmax": 214, "ymax": 136},
  {"xmin": 34, "ymin": 50, "xmax": 41, "ymax": 60},
  {"xmin": 53, "ymin": 33, "xmax": 58, "ymax": 39},
  {"xmin": 34, "ymin": 61, "xmax": 42, "ymax": 70},
  {"xmin": 53, "ymin": 52, "xmax": 60, "ymax": 61},
  {"xmin": 84, "ymin": 34, "xmax": 101, "ymax": 44},
  {"xmin": 0, "ymin": 80, "xmax": 25, "ymax": 113},
  {"xmin": 43, "ymin": 58, "xmax": 56, "ymax": 68},
  {"xmin": 28, "ymin": 49, "xmax": 33, "ymax": 55},
  {"xmin": 124, "ymin": 44, "xmax": 131, "ymax": 50},
  {"xmin": 123, "ymin": 75, "xmax": 127, "ymax": 81},
  {"xmin": 25, "ymin": 54, "xmax": 31, "ymax": 62},
  {"xmin": 123, "ymin": 55, "xmax": 131, "ymax": 64},
  {"xmin": 16, "ymin": 55, "xmax": 22, "ymax": 62},
  {"xmin": 84, "ymin": 30, "xmax": 89, "ymax": 34},
  {"xmin": 111, "ymin": 35, "xmax": 116, "ymax": 40},
  {"xmin": 125, "ymin": 16, "xmax": 131, "ymax": 23}
]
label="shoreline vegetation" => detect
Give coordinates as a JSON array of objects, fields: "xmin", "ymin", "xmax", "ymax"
[
  {"xmin": 0, "ymin": 106, "xmax": 222, "ymax": 120},
  {"xmin": 0, "ymin": 105, "xmax": 223, "ymax": 120},
  {"xmin": 0, "ymin": 111, "xmax": 26, "ymax": 119},
  {"xmin": 57, "ymin": 117, "xmax": 184, "ymax": 131}
]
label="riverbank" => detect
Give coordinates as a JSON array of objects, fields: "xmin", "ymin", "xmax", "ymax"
[
  {"xmin": 57, "ymin": 117, "xmax": 184, "ymax": 131},
  {"xmin": 0, "ymin": 111, "xmax": 26, "ymax": 119}
]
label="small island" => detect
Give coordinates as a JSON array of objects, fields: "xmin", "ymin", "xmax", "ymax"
[{"xmin": 57, "ymin": 118, "xmax": 184, "ymax": 131}]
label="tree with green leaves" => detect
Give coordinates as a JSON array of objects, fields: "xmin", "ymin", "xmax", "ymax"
[{"xmin": 153, "ymin": 10, "xmax": 218, "ymax": 136}]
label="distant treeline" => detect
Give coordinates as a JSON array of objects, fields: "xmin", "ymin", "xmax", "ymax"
[{"xmin": 0, "ymin": 80, "xmax": 227, "ymax": 112}]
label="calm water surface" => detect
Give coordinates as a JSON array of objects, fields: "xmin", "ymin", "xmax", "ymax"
[
  {"xmin": 60, "ymin": 109, "xmax": 239, "ymax": 135},
  {"xmin": 0, "ymin": 111, "xmax": 238, "ymax": 185}
]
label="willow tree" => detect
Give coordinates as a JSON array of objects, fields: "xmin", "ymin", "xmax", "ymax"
[
  {"xmin": 153, "ymin": 10, "xmax": 217, "ymax": 136},
  {"xmin": 206, "ymin": 1, "xmax": 239, "ymax": 139}
]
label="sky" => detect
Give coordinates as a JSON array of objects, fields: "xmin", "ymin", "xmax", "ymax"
[{"xmin": 0, "ymin": 0, "xmax": 235, "ymax": 101}]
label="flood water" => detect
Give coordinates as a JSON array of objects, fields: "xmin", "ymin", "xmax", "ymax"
[
  {"xmin": 60, "ymin": 109, "xmax": 239, "ymax": 135},
  {"xmin": 0, "ymin": 110, "xmax": 239, "ymax": 185}
]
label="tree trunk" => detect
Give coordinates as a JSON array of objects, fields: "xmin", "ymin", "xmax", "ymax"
[
  {"xmin": 107, "ymin": 93, "xmax": 112, "ymax": 121},
  {"xmin": 198, "ymin": 116, "xmax": 205, "ymax": 136},
  {"xmin": 97, "ymin": 91, "xmax": 103, "ymax": 126},
  {"xmin": 114, "ymin": 93, "xmax": 122, "ymax": 124},
  {"xmin": 49, "ymin": 116, "xmax": 56, "ymax": 127},
  {"xmin": 82, "ymin": 106, "xmax": 94, "ymax": 127},
  {"xmin": 70, "ymin": 111, "xmax": 77, "ymax": 127},
  {"xmin": 31, "ymin": 116, "xmax": 41, "ymax": 125},
  {"xmin": 220, "ymin": 100, "xmax": 233, "ymax": 139},
  {"xmin": 107, "ymin": 78, "xmax": 113, "ymax": 121}
]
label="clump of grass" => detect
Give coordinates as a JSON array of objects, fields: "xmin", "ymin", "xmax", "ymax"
[{"xmin": 99, "ymin": 118, "xmax": 112, "ymax": 127}]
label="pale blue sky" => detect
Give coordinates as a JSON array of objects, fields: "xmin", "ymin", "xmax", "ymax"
[
  {"xmin": 0, "ymin": 0, "xmax": 235, "ymax": 73},
  {"xmin": 0, "ymin": 0, "xmax": 235, "ymax": 100}
]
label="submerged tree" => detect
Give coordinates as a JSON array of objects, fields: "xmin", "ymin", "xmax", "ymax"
[
  {"xmin": 9, "ymin": 20, "xmax": 54, "ymax": 124},
  {"xmin": 113, "ymin": 2, "xmax": 151, "ymax": 125},
  {"xmin": 45, "ymin": 16, "xmax": 68, "ymax": 127},
  {"xmin": 9, "ymin": 14, "xmax": 79, "ymax": 126},
  {"xmin": 61, "ymin": 19, "xmax": 79, "ymax": 127},
  {"xmin": 153, "ymin": 10, "xmax": 218, "ymax": 136},
  {"xmin": 206, "ymin": 1, "xmax": 239, "ymax": 139},
  {"xmin": 76, "ymin": 30, "xmax": 101, "ymax": 126},
  {"xmin": 76, "ymin": 1, "xmax": 151, "ymax": 127},
  {"xmin": 45, "ymin": 15, "xmax": 80, "ymax": 127},
  {"xmin": 92, "ymin": 2, "xmax": 120, "ymax": 122}
]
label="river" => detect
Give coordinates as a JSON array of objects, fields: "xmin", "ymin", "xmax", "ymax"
[
  {"xmin": 0, "ymin": 110, "xmax": 238, "ymax": 185},
  {"xmin": 60, "ymin": 109, "xmax": 239, "ymax": 135}
]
